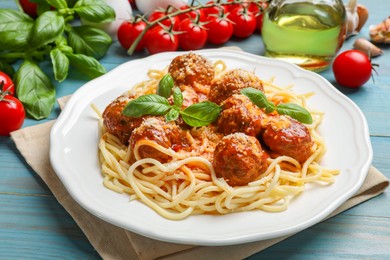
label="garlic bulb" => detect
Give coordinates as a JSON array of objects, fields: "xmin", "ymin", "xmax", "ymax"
[
  {"xmin": 135, "ymin": 0, "xmax": 188, "ymax": 16},
  {"xmin": 344, "ymin": 0, "xmax": 369, "ymax": 38}
]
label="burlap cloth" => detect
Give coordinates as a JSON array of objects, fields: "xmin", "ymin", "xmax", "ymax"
[{"xmin": 11, "ymin": 92, "xmax": 389, "ymax": 259}]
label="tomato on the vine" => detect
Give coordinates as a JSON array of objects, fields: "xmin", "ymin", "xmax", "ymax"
[
  {"xmin": 0, "ymin": 71, "xmax": 14, "ymax": 95},
  {"xmin": 178, "ymin": 5, "xmax": 206, "ymax": 22},
  {"xmin": 145, "ymin": 26, "xmax": 179, "ymax": 54},
  {"xmin": 117, "ymin": 19, "xmax": 147, "ymax": 52},
  {"xmin": 205, "ymin": 15, "xmax": 233, "ymax": 45},
  {"xmin": 0, "ymin": 94, "xmax": 25, "ymax": 136},
  {"xmin": 178, "ymin": 18, "xmax": 208, "ymax": 51},
  {"xmin": 148, "ymin": 10, "xmax": 180, "ymax": 31},
  {"xmin": 228, "ymin": 7, "xmax": 257, "ymax": 38},
  {"xmin": 203, "ymin": 1, "xmax": 228, "ymax": 17},
  {"xmin": 332, "ymin": 50, "xmax": 373, "ymax": 88},
  {"xmin": 255, "ymin": 2, "xmax": 269, "ymax": 32}
]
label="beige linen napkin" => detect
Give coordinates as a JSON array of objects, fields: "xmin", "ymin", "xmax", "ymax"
[{"xmin": 10, "ymin": 95, "xmax": 389, "ymax": 260}]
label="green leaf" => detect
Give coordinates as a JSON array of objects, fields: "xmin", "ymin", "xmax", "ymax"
[
  {"xmin": 15, "ymin": 60, "xmax": 55, "ymax": 119},
  {"xmin": 157, "ymin": 74, "xmax": 174, "ymax": 98},
  {"xmin": 122, "ymin": 94, "xmax": 172, "ymax": 118},
  {"xmin": 68, "ymin": 25, "xmax": 112, "ymax": 59},
  {"xmin": 36, "ymin": 2, "xmax": 52, "ymax": 15},
  {"xmin": 50, "ymin": 48, "xmax": 69, "ymax": 82},
  {"xmin": 172, "ymin": 87, "xmax": 183, "ymax": 108},
  {"xmin": 265, "ymin": 101, "xmax": 275, "ymax": 114},
  {"xmin": 66, "ymin": 53, "xmax": 106, "ymax": 78},
  {"xmin": 45, "ymin": 0, "xmax": 67, "ymax": 9},
  {"xmin": 28, "ymin": 11, "xmax": 65, "ymax": 49},
  {"xmin": 180, "ymin": 101, "xmax": 221, "ymax": 127},
  {"xmin": 0, "ymin": 9, "xmax": 33, "ymax": 51},
  {"xmin": 73, "ymin": 0, "xmax": 115, "ymax": 23},
  {"xmin": 276, "ymin": 103, "xmax": 313, "ymax": 124},
  {"xmin": 166, "ymin": 108, "xmax": 180, "ymax": 122},
  {"xmin": 240, "ymin": 87, "xmax": 269, "ymax": 109}
]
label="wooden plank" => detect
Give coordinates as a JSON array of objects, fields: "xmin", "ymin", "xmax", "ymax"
[{"xmin": 0, "ymin": 194, "xmax": 100, "ymax": 259}]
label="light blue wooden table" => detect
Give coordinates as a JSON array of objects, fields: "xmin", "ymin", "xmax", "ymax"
[{"xmin": 0, "ymin": 0, "xmax": 389, "ymax": 259}]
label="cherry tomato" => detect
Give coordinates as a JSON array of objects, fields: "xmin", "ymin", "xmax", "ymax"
[
  {"xmin": 0, "ymin": 71, "xmax": 14, "ymax": 95},
  {"xmin": 228, "ymin": 7, "xmax": 257, "ymax": 38},
  {"xmin": 148, "ymin": 10, "xmax": 180, "ymax": 31},
  {"xmin": 178, "ymin": 5, "xmax": 206, "ymax": 22},
  {"xmin": 117, "ymin": 19, "xmax": 147, "ymax": 52},
  {"xmin": 333, "ymin": 50, "xmax": 373, "ymax": 88},
  {"xmin": 178, "ymin": 18, "xmax": 208, "ymax": 51},
  {"xmin": 19, "ymin": 0, "xmax": 38, "ymax": 18},
  {"xmin": 225, "ymin": 0, "xmax": 258, "ymax": 13},
  {"xmin": 205, "ymin": 16, "xmax": 233, "ymax": 45},
  {"xmin": 0, "ymin": 95, "xmax": 25, "ymax": 136},
  {"xmin": 145, "ymin": 26, "xmax": 179, "ymax": 54},
  {"xmin": 203, "ymin": 1, "xmax": 228, "ymax": 17}
]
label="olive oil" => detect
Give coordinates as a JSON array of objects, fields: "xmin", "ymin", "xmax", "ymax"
[{"xmin": 262, "ymin": 1, "xmax": 346, "ymax": 72}]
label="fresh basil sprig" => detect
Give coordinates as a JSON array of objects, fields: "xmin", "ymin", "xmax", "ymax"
[
  {"xmin": 122, "ymin": 87, "xmax": 222, "ymax": 127},
  {"xmin": 0, "ymin": 1, "xmax": 115, "ymax": 119},
  {"xmin": 157, "ymin": 73, "xmax": 174, "ymax": 98},
  {"xmin": 241, "ymin": 87, "xmax": 313, "ymax": 124}
]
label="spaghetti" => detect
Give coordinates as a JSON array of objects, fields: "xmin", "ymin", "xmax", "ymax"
[{"xmin": 97, "ymin": 54, "xmax": 339, "ymax": 220}]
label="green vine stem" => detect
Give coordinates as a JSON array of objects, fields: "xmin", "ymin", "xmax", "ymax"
[{"xmin": 127, "ymin": 0, "xmax": 268, "ymax": 55}]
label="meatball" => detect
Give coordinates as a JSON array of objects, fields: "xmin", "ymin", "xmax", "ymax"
[
  {"xmin": 208, "ymin": 69, "xmax": 264, "ymax": 105},
  {"xmin": 168, "ymin": 85, "xmax": 199, "ymax": 109},
  {"xmin": 102, "ymin": 93, "xmax": 145, "ymax": 145},
  {"xmin": 168, "ymin": 53, "xmax": 214, "ymax": 95},
  {"xmin": 262, "ymin": 115, "xmax": 313, "ymax": 163},
  {"xmin": 217, "ymin": 94, "xmax": 266, "ymax": 137},
  {"xmin": 213, "ymin": 133, "xmax": 269, "ymax": 186},
  {"xmin": 129, "ymin": 117, "xmax": 189, "ymax": 163}
]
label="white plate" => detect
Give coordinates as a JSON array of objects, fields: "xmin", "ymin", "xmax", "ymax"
[{"xmin": 50, "ymin": 49, "xmax": 372, "ymax": 246}]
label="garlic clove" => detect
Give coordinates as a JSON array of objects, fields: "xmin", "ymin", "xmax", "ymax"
[
  {"xmin": 344, "ymin": 0, "xmax": 369, "ymax": 38},
  {"xmin": 369, "ymin": 16, "xmax": 390, "ymax": 44},
  {"xmin": 353, "ymin": 38, "xmax": 383, "ymax": 57}
]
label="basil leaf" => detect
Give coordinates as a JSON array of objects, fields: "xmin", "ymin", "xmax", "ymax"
[
  {"xmin": 50, "ymin": 48, "xmax": 69, "ymax": 82},
  {"xmin": 36, "ymin": 2, "xmax": 52, "ymax": 15},
  {"xmin": 166, "ymin": 108, "xmax": 180, "ymax": 122},
  {"xmin": 240, "ymin": 87, "xmax": 269, "ymax": 109},
  {"xmin": 55, "ymin": 35, "xmax": 73, "ymax": 53},
  {"xmin": 180, "ymin": 101, "xmax": 221, "ymax": 127},
  {"xmin": 173, "ymin": 87, "xmax": 183, "ymax": 108},
  {"xmin": 68, "ymin": 25, "xmax": 112, "ymax": 59},
  {"xmin": 73, "ymin": 0, "xmax": 115, "ymax": 23},
  {"xmin": 157, "ymin": 74, "xmax": 174, "ymax": 98},
  {"xmin": 45, "ymin": 0, "xmax": 67, "ymax": 9},
  {"xmin": 0, "ymin": 9, "xmax": 33, "ymax": 51},
  {"xmin": 15, "ymin": 60, "xmax": 55, "ymax": 119},
  {"xmin": 276, "ymin": 103, "xmax": 313, "ymax": 124},
  {"xmin": 66, "ymin": 53, "xmax": 106, "ymax": 78},
  {"xmin": 28, "ymin": 11, "xmax": 65, "ymax": 49},
  {"xmin": 122, "ymin": 94, "xmax": 171, "ymax": 118},
  {"xmin": 265, "ymin": 101, "xmax": 275, "ymax": 114}
]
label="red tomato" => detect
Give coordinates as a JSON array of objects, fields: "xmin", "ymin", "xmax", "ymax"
[
  {"xmin": 0, "ymin": 95, "xmax": 25, "ymax": 136},
  {"xmin": 117, "ymin": 20, "xmax": 147, "ymax": 52},
  {"xmin": 332, "ymin": 50, "xmax": 373, "ymax": 88},
  {"xmin": 228, "ymin": 7, "xmax": 257, "ymax": 38},
  {"xmin": 178, "ymin": 5, "xmax": 206, "ymax": 22},
  {"xmin": 205, "ymin": 16, "xmax": 233, "ymax": 45},
  {"xmin": 225, "ymin": 0, "xmax": 258, "ymax": 13},
  {"xmin": 19, "ymin": 0, "xmax": 38, "ymax": 18},
  {"xmin": 145, "ymin": 26, "xmax": 179, "ymax": 54},
  {"xmin": 178, "ymin": 18, "xmax": 208, "ymax": 51},
  {"xmin": 148, "ymin": 10, "xmax": 180, "ymax": 31},
  {"xmin": 203, "ymin": 1, "xmax": 228, "ymax": 17},
  {"xmin": 0, "ymin": 72, "xmax": 14, "ymax": 95}
]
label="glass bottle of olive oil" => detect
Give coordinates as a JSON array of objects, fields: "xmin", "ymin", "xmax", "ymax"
[{"xmin": 262, "ymin": 0, "xmax": 346, "ymax": 72}]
